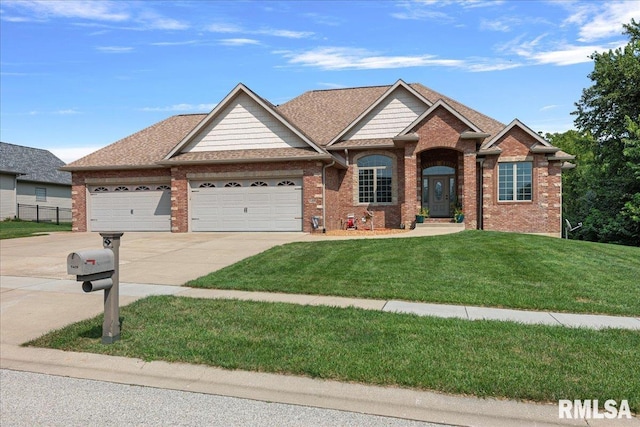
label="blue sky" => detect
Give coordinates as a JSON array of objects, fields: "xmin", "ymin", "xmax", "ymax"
[{"xmin": 1, "ymin": 0, "xmax": 638, "ymax": 163}]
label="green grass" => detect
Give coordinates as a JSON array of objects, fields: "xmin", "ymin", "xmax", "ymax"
[
  {"xmin": 26, "ymin": 296, "xmax": 640, "ymax": 412},
  {"xmin": 187, "ymin": 231, "xmax": 640, "ymax": 316},
  {"xmin": 0, "ymin": 219, "xmax": 71, "ymax": 239}
]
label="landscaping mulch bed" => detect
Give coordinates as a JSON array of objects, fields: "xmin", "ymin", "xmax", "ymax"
[{"xmin": 324, "ymin": 228, "xmax": 409, "ymax": 236}]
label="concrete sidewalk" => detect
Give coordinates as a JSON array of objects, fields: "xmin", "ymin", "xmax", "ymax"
[
  {"xmin": 2, "ymin": 276, "xmax": 639, "ymax": 426},
  {"xmin": 3, "ymin": 276, "xmax": 639, "ymax": 331}
]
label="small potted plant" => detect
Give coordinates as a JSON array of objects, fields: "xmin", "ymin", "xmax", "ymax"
[
  {"xmin": 453, "ymin": 204, "xmax": 464, "ymax": 223},
  {"xmin": 415, "ymin": 207, "xmax": 429, "ymax": 224}
]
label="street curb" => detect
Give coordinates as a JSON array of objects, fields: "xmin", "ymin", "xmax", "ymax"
[{"xmin": 1, "ymin": 344, "xmax": 608, "ymax": 427}]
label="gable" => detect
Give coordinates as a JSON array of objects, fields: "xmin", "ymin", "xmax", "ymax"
[
  {"xmin": 414, "ymin": 105, "xmax": 473, "ymax": 141},
  {"xmin": 181, "ymin": 92, "xmax": 309, "ymax": 153},
  {"xmin": 342, "ymin": 86, "xmax": 429, "ymax": 141},
  {"xmin": 492, "ymin": 126, "xmax": 542, "ymax": 156}
]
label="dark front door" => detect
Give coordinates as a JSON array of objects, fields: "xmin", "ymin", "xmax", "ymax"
[{"xmin": 429, "ymin": 175, "xmax": 450, "ymax": 217}]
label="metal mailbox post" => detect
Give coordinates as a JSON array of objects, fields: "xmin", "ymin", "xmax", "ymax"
[{"xmin": 67, "ymin": 232, "xmax": 123, "ymax": 344}]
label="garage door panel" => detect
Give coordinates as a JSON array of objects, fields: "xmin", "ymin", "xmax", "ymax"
[
  {"xmin": 90, "ymin": 189, "xmax": 171, "ymax": 232},
  {"xmin": 190, "ymin": 178, "xmax": 302, "ymax": 232}
]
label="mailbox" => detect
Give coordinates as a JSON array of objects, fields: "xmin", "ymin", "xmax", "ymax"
[
  {"xmin": 66, "ymin": 233, "xmax": 123, "ymax": 344},
  {"xmin": 67, "ymin": 249, "xmax": 114, "ymax": 277}
]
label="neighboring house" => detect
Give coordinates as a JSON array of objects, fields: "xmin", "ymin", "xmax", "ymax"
[
  {"xmin": 0, "ymin": 142, "xmax": 72, "ymax": 220},
  {"xmin": 62, "ymin": 80, "xmax": 574, "ymax": 236}
]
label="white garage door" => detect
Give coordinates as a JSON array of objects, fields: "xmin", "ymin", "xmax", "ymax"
[
  {"xmin": 89, "ymin": 185, "xmax": 171, "ymax": 232},
  {"xmin": 190, "ymin": 178, "xmax": 302, "ymax": 232}
]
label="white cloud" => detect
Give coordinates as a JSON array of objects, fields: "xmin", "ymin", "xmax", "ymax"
[
  {"xmin": 206, "ymin": 22, "xmax": 313, "ymax": 39},
  {"xmin": 1, "ymin": 0, "xmax": 188, "ymax": 31},
  {"xmin": 96, "ymin": 46, "xmax": 134, "ymax": 53},
  {"xmin": 136, "ymin": 10, "xmax": 188, "ymax": 30},
  {"xmin": 140, "ymin": 103, "xmax": 216, "ymax": 112},
  {"xmin": 54, "ymin": 109, "xmax": 81, "ymax": 115},
  {"xmin": 219, "ymin": 38, "xmax": 261, "ymax": 46},
  {"xmin": 151, "ymin": 40, "xmax": 202, "ymax": 46},
  {"xmin": 256, "ymin": 28, "xmax": 313, "ymax": 39},
  {"xmin": 2, "ymin": 0, "xmax": 129, "ymax": 22},
  {"xmin": 207, "ymin": 23, "xmax": 243, "ymax": 33},
  {"xmin": 279, "ymin": 47, "xmax": 466, "ymax": 70},
  {"xmin": 480, "ymin": 17, "xmax": 519, "ymax": 32},
  {"xmin": 278, "ymin": 46, "xmax": 519, "ymax": 72},
  {"xmin": 515, "ymin": 40, "xmax": 625, "ymax": 66},
  {"xmin": 392, "ymin": 0, "xmax": 504, "ymax": 21},
  {"xmin": 577, "ymin": 1, "xmax": 640, "ymax": 42}
]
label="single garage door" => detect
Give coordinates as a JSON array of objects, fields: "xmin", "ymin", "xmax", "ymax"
[
  {"xmin": 89, "ymin": 184, "xmax": 171, "ymax": 232},
  {"xmin": 190, "ymin": 178, "xmax": 302, "ymax": 231}
]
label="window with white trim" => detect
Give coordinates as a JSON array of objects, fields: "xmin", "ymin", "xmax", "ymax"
[
  {"xmin": 499, "ymin": 162, "xmax": 532, "ymax": 201},
  {"xmin": 357, "ymin": 155, "xmax": 392, "ymax": 204}
]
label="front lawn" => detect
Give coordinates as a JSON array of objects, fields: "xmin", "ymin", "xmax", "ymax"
[
  {"xmin": 26, "ymin": 296, "xmax": 640, "ymax": 412},
  {"xmin": 0, "ymin": 219, "xmax": 71, "ymax": 239},
  {"xmin": 187, "ymin": 231, "xmax": 640, "ymax": 316}
]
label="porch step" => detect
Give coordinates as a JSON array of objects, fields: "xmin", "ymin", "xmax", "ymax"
[
  {"xmin": 415, "ymin": 222, "xmax": 465, "ymax": 229},
  {"xmin": 421, "ymin": 217, "xmax": 455, "ymax": 223}
]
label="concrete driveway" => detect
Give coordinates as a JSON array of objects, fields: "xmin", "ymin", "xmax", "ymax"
[{"xmin": 0, "ymin": 231, "xmax": 310, "ymax": 286}]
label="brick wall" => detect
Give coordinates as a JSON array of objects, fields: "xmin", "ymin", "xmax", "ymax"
[
  {"xmin": 480, "ymin": 128, "xmax": 563, "ymax": 236},
  {"xmin": 326, "ymin": 149, "xmax": 404, "ymax": 230}
]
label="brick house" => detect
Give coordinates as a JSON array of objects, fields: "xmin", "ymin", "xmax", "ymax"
[{"xmin": 62, "ymin": 80, "xmax": 574, "ymax": 236}]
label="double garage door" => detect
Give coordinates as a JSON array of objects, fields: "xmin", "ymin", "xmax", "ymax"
[
  {"xmin": 190, "ymin": 177, "xmax": 302, "ymax": 232},
  {"xmin": 89, "ymin": 184, "xmax": 172, "ymax": 232},
  {"xmin": 89, "ymin": 177, "xmax": 303, "ymax": 232}
]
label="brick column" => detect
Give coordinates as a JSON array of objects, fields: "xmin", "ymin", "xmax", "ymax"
[
  {"xmin": 170, "ymin": 167, "xmax": 188, "ymax": 232},
  {"xmin": 462, "ymin": 150, "xmax": 477, "ymax": 229},
  {"xmin": 401, "ymin": 142, "xmax": 418, "ymax": 227}
]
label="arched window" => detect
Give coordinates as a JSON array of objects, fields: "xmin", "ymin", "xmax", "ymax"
[
  {"xmin": 357, "ymin": 155, "xmax": 392, "ymax": 203},
  {"xmin": 156, "ymin": 185, "xmax": 170, "ymax": 191},
  {"xmin": 250, "ymin": 181, "xmax": 268, "ymax": 187},
  {"xmin": 135, "ymin": 186, "xmax": 150, "ymax": 191},
  {"xmin": 224, "ymin": 182, "xmax": 241, "ymax": 187},
  {"xmin": 114, "ymin": 186, "xmax": 129, "ymax": 192},
  {"xmin": 199, "ymin": 183, "xmax": 215, "ymax": 188},
  {"xmin": 94, "ymin": 187, "xmax": 109, "ymax": 192},
  {"xmin": 277, "ymin": 180, "xmax": 296, "ymax": 186}
]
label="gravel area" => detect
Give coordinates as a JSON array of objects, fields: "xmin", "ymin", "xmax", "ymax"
[{"xmin": 1, "ymin": 369, "xmax": 447, "ymax": 427}]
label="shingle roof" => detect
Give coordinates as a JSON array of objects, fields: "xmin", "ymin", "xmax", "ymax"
[
  {"xmin": 63, "ymin": 114, "xmax": 206, "ymax": 170},
  {"xmin": 0, "ymin": 142, "xmax": 71, "ymax": 185},
  {"xmin": 63, "ymin": 82, "xmax": 509, "ymax": 170},
  {"xmin": 276, "ymin": 83, "xmax": 506, "ymax": 146},
  {"xmin": 276, "ymin": 85, "xmax": 391, "ymax": 146}
]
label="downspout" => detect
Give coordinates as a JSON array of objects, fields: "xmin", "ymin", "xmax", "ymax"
[{"xmin": 322, "ymin": 160, "xmax": 335, "ymax": 233}]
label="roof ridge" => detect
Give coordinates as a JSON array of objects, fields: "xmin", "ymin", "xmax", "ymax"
[
  {"xmin": 410, "ymin": 82, "xmax": 506, "ymax": 128},
  {"xmin": 305, "ymin": 83, "xmax": 392, "ymax": 94}
]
